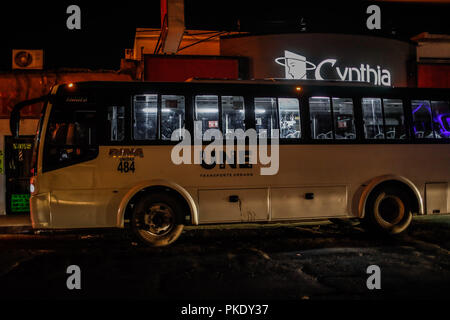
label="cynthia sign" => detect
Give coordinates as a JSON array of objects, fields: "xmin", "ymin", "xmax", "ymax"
[{"xmin": 275, "ymin": 50, "xmax": 392, "ymax": 86}]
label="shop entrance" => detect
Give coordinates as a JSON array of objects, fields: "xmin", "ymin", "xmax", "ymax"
[{"xmin": 4, "ymin": 136, "xmax": 34, "ymax": 215}]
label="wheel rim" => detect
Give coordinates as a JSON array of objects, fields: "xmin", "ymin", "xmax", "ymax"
[
  {"xmin": 138, "ymin": 203, "xmax": 175, "ymax": 237},
  {"xmin": 373, "ymin": 193, "xmax": 405, "ymax": 229}
]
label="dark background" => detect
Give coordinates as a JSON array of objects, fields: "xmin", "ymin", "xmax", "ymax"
[{"xmin": 0, "ymin": 0, "xmax": 449, "ymax": 71}]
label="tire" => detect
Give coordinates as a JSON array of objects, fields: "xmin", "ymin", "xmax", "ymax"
[
  {"xmin": 362, "ymin": 186, "xmax": 413, "ymax": 235},
  {"xmin": 130, "ymin": 192, "xmax": 184, "ymax": 247}
]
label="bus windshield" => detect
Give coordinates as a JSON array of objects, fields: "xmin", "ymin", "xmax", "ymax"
[{"xmin": 42, "ymin": 98, "xmax": 98, "ymax": 172}]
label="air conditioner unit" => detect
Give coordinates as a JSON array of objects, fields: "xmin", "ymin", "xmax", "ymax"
[{"xmin": 12, "ymin": 49, "xmax": 43, "ymax": 70}]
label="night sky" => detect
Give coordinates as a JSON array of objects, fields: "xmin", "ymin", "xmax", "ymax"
[{"xmin": 0, "ymin": 0, "xmax": 449, "ymax": 71}]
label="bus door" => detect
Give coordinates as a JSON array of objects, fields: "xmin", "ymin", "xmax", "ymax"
[{"xmin": 42, "ymin": 98, "xmax": 103, "ymax": 228}]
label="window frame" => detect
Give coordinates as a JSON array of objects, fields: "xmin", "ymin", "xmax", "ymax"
[
  {"xmin": 221, "ymin": 95, "xmax": 246, "ymax": 137},
  {"xmin": 160, "ymin": 94, "xmax": 187, "ymax": 141},
  {"xmin": 306, "ymin": 95, "xmax": 358, "ymax": 142},
  {"xmin": 253, "ymin": 96, "xmax": 280, "ymax": 140},
  {"xmin": 410, "ymin": 98, "xmax": 450, "ymax": 140},
  {"xmin": 382, "ymin": 98, "xmax": 407, "ymax": 140},
  {"xmin": 331, "ymin": 97, "xmax": 357, "ymax": 140},
  {"xmin": 130, "ymin": 90, "xmax": 189, "ymax": 145},
  {"xmin": 116, "ymin": 85, "xmax": 449, "ymax": 146},
  {"xmin": 277, "ymin": 97, "xmax": 302, "ymax": 140}
]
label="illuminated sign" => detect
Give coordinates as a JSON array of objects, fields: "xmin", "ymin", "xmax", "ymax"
[
  {"xmin": 12, "ymin": 143, "xmax": 32, "ymax": 150},
  {"xmin": 11, "ymin": 194, "xmax": 30, "ymax": 212},
  {"xmin": 66, "ymin": 97, "xmax": 88, "ymax": 103},
  {"xmin": 275, "ymin": 50, "xmax": 392, "ymax": 86}
]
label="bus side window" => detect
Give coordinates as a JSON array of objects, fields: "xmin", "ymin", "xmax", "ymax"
[
  {"xmin": 362, "ymin": 98, "xmax": 384, "ymax": 139},
  {"xmin": 309, "ymin": 97, "xmax": 333, "ymax": 139},
  {"xmin": 332, "ymin": 97, "xmax": 356, "ymax": 140},
  {"xmin": 222, "ymin": 96, "xmax": 245, "ymax": 138},
  {"xmin": 383, "ymin": 99, "xmax": 406, "ymax": 140},
  {"xmin": 133, "ymin": 94, "xmax": 158, "ymax": 140},
  {"xmin": 254, "ymin": 97, "xmax": 278, "ymax": 138},
  {"xmin": 161, "ymin": 95, "xmax": 185, "ymax": 140},
  {"xmin": 195, "ymin": 95, "xmax": 219, "ymax": 141},
  {"xmin": 411, "ymin": 100, "xmax": 434, "ymax": 139},
  {"xmin": 431, "ymin": 100, "xmax": 450, "ymax": 139},
  {"xmin": 107, "ymin": 106, "xmax": 125, "ymax": 142},
  {"xmin": 278, "ymin": 98, "xmax": 301, "ymax": 139}
]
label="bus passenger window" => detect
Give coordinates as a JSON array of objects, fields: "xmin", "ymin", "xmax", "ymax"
[
  {"xmin": 133, "ymin": 94, "xmax": 157, "ymax": 140},
  {"xmin": 278, "ymin": 98, "xmax": 301, "ymax": 139},
  {"xmin": 332, "ymin": 98, "xmax": 355, "ymax": 139},
  {"xmin": 411, "ymin": 100, "xmax": 434, "ymax": 139},
  {"xmin": 222, "ymin": 96, "xmax": 245, "ymax": 138},
  {"xmin": 383, "ymin": 99, "xmax": 406, "ymax": 140},
  {"xmin": 161, "ymin": 95, "xmax": 185, "ymax": 140},
  {"xmin": 309, "ymin": 97, "xmax": 333, "ymax": 139},
  {"xmin": 362, "ymin": 98, "xmax": 384, "ymax": 139},
  {"xmin": 254, "ymin": 98, "xmax": 278, "ymax": 138},
  {"xmin": 431, "ymin": 101, "xmax": 450, "ymax": 139},
  {"xmin": 195, "ymin": 95, "xmax": 219, "ymax": 141},
  {"xmin": 107, "ymin": 106, "xmax": 124, "ymax": 142}
]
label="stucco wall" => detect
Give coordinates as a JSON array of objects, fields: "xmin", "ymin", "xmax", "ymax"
[{"xmin": 0, "ymin": 71, "xmax": 133, "ymax": 118}]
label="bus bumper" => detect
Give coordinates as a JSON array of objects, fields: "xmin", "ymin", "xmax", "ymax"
[{"xmin": 30, "ymin": 193, "xmax": 51, "ymax": 228}]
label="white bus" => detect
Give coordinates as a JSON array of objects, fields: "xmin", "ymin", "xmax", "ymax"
[{"xmin": 10, "ymin": 80, "xmax": 450, "ymax": 246}]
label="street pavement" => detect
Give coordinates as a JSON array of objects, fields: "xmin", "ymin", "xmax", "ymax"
[{"xmin": 0, "ymin": 215, "xmax": 448, "ymax": 301}]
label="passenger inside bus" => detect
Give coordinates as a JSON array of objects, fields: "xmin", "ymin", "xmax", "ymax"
[
  {"xmin": 46, "ymin": 107, "xmax": 97, "ymax": 164},
  {"xmin": 278, "ymin": 98, "xmax": 301, "ymax": 139},
  {"xmin": 161, "ymin": 96, "xmax": 185, "ymax": 140},
  {"xmin": 134, "ymin": 95, "xmax": 158, "ymax": 140},
  {"xmin": 222, "ymin": 96, "xmax": 245, "ymax": 138}
]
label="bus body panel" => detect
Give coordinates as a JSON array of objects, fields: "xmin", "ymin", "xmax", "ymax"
[
  {"xmin": 27, "ymin": 81, "xmax": 450, "ymax": 230},
  {"xmin": 30, "ymin": 144, "xmax": 449, "ymax": 229}
]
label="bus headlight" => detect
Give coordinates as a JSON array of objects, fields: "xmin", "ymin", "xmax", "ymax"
[{"xmin": 30, "ymin": 177, "xmax": 36, "ymax": 194}]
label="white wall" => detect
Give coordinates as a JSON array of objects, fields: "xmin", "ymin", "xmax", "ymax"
[{"xmin": 417, "ymin": 42, "xmax": 450, "ymax": 60}]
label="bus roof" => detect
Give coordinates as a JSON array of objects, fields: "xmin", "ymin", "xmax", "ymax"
[{"xmin": 56, "ymin": 80, "xmax": 450, "ymax": 96}]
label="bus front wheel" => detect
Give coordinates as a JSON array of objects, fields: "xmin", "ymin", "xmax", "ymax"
[
  {"xmin": 363, "ymin": 186, "xmax": 413, "ymax": 235},
  {"xmin": 131, "ymin": 192, "xmax": 184, "ymax": 247}
]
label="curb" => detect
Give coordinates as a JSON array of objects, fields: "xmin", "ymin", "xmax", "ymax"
[
  {"xmin": 0, "ymin": 214, "xmax": 33, "ymax": 234},
  {"xmin": 0, "ymin": 226, "xmax": 33, "ymax": 234}
]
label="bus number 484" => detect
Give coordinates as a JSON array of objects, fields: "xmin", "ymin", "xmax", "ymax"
[{"xmin": 117, "ymin": 160, "xmax": 135, "ymax": 173}]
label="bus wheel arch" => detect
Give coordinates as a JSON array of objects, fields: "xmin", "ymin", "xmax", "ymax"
[
  {"xmin": 359, "ymin": 176, "xmax": 422, "ymax": 234},
  {"xmin": 118, "ymin": 181, "xmax": 198, "ymax": 229}
]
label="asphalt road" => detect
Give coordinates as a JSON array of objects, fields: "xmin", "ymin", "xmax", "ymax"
[{"xmin": 0, "ymin": 215, "xmax": 449, "ymax": 301}]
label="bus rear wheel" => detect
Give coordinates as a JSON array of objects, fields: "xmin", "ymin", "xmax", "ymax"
[
  {"xmin": 363, "ymin": 186, "xmax": 413, "ymax": 235},
  {"xmin": 131, "ymin": 192, "xmax": 184, "ymax": 247}
]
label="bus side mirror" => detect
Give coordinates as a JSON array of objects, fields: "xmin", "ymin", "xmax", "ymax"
[
  {"xmin": 10, "ymin": 96, "xmax": 49, "ymax": 138},
  {"xmin": 9, "ymin": 111, "xmax": 19, "ymax": 138}
]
